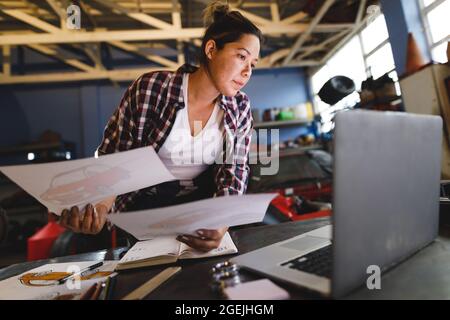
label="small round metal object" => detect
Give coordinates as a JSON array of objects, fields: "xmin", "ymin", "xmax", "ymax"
[
  {"xmin": 211, "ymin": 269, "xmax": 239, "ymax": 282},
  {"xmin": 210, "ymin": 261, "xmax": 239, "ymax": 275},
  {"xmin": 209, "ymin": 261, "xmax": 242, "ymax": 295},
  {"xmin": 210, "ymin": 274, "xmax": 242, "ymax": 294}
]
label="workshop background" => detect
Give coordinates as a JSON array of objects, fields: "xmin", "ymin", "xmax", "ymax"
[{"xmin": 0, "ymin": 0, "xmax": 448, "ymax": 268}]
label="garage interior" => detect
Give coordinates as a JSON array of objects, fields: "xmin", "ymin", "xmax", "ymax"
[{"xmin": 0, "ymin": 0, "xmax": 448, "ymax": 300}]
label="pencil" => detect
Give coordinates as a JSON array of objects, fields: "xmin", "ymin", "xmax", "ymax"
[
  {"xmin": 122, "ymin": 267, "xmax": 181, "ymax": 300},
  {"xmin": 79, "ymin": 282, "xmax": 97, "ymax": 300},
  {"xmin": 98, "ymin": 278, "xmax": 110, "ymax": 300},
  {"xmin": 90, "ymin": 282, "xmax": 103, "ymax": 300}
]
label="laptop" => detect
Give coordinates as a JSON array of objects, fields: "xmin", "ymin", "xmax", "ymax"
[{"xmin": 232, "ymin": 110, "xmax": 443, "ymax": 298}]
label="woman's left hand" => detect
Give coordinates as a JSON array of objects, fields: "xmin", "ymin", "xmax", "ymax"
[{"xmin": 176, "ymin": 227, "xmax": 229, "ymax": 252}]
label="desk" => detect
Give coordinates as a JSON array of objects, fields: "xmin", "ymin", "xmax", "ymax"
[{"xmin": 1, "ymin": 217, "xmax": 450, "ymax": 300}]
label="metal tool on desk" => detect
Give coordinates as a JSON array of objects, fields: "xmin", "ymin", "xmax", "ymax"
[{"xmin": 122, "ymin": 266, "xmax": 181, "ymax": 300}]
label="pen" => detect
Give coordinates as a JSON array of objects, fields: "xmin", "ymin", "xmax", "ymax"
[{"xmin": 58, "ymin": 261, "xmax": 104, "ymax": 284}]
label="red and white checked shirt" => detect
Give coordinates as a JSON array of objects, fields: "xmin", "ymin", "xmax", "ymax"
[{"xmin": 97, "ymin": 64, "xmax": 253, "ymax": 212}]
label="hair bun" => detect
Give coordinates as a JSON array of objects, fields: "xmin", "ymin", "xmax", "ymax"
[{"xmin": 203, "ymin": 1, "xmax": 230, "ymax": 27}]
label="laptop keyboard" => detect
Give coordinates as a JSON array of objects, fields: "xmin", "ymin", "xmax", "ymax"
[{"xmin": 281, "ymin": 244, "xmax": 332, "ymax": 278}]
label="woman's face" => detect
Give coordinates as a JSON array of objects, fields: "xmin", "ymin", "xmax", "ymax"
[{"xmin": 206, "ymin": 33, "xmax": 260, "ymax": 97}]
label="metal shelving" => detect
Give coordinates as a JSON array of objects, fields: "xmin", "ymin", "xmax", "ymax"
[{"xmin": 253, "ymin": 119, "xmax": 313, "ymax": 129}]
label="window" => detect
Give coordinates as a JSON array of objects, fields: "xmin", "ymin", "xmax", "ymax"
[
  {"xmin": 360, "ymin": 15, "xmax": 397, "ymax": 80},
  {"xmin": 310, "ymin": 11, "xmax": 398, "ymax": 133},
  {"xmin": 365, "ymin": 42, "xmax": 396, "ymax": 79},
  {"xmin": 420, "ymin": 0, "xmax": 450, "ymax": 63},
  {"xmin": 360, "ymin": 14, "xmax": 390, "ymax": 54}
]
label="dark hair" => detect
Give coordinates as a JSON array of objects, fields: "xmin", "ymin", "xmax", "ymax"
[{"xmin": 199, "ymin": 1, "xmax": 263, "ymax": 66}]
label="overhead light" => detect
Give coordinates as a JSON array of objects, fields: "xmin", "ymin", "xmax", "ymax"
[
  {"xmin": 27, "ymin": 153, "xmax": 35, "ymax": 161},
  {"xmin": 65, "ymin": 152, "xmax": 71, "ymax": 160}
]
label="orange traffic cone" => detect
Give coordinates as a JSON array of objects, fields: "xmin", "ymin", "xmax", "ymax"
[{"xmin": 405, "ymin": 33, "xmax": 425, "ymax": 76}]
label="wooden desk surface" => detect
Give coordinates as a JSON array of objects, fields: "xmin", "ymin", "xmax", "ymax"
[{"xmin": 1, "ymin": 217, "xmax": 450, "ymax": 300}]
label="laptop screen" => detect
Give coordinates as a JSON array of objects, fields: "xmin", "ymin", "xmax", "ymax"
[{"xmin": 331, "ymin": 110, "xmax": 442, "ymax": 297}]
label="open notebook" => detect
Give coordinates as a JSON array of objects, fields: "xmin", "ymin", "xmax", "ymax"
[{"xmin": 115, "ymin": 232, "xmax": 238, "ymax": 271}]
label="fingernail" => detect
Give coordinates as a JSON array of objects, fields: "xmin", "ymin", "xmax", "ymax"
[
  {"xmin": 196, "ymin": 230, "xmax": 204, "ymax": 236},
  {"xmin": 94, "ymin": 208, "xmax": 98, "ymax": 219}
]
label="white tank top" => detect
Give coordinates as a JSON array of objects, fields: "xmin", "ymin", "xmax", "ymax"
[{"xmin": 158, "ymin": 73, "xmax": 224, "ymax": 181}]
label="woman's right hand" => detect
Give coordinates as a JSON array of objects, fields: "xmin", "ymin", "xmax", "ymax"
[{"xmin": 50, "ymin": 203, "xmax": 109, "ymax": 234}]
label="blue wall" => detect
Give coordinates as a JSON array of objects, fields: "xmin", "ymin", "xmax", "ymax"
[
  {"xmin": 245, "ymin": 67, "xmax": 313, "ymax": 142},
  {"xmin": 0, "ymin": 67, "xmax": 312, "ymax": 163}
]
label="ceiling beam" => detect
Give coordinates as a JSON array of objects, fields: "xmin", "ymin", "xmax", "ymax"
[
  {"xmin": 126, "ymin": 13, "xmax": 174, "ymax": 30},
  {"xmin": 258, "ymin": 48, "xmax": 290, "ymax": 67},
  {"xmin": 2, "ymin": 7, "xmax": 106, "ymax": 69},
  {"xmin": 2, "ymin": 8, "xmax": 61, "ymax": 33},
  {"xmin": 92, "ymin": 0, "xmax": 174, "ymax": 30},
  {"xmin": 171, "ymin": 0, "xmax": 184, "ymax": 65},
  {"xmin": 109, "ymin": 41, "xmax": 178, "ymax": 68},
  {"xmin": 27, "ymin": 43, "xmax": 96, "ymax": 72},
  {"xmin": 296, "ymin": 28, "xmax": 349, "ymax": 62},
  {"xmin": 0, "ymin": 1, "xmax": 359, "ymax": 83},
  {"xmin": 280, "ymin": 11, "xmax": 308, "ymax": 25},
  {"xmin": 283, "ymin": 60, "xmax": 322, "ymax": 68},
  {"xmin": 81, "ymin": 44, "xmax": 104, "ymax": 70},
  {"xmin": 114, "ymin": 2, "xmax": 173, "ymax": 11},
  {"xmin": 321, "ymin": 15, "xmax": 370, "ymax": 64},
  {"xmin": 0, "ymin": 23, "xmax": 353, "ymax": 46},
  {"xmin": 45, "ymin": 0, "xmax": 66, "ymax": 29},
  {"xmin": 2, "ymin": 7, "xmax": 179, "ymax": 70},
  {"xmin": 0, "ymin": 59, "xmax": 323, "ymax": 85},
  {"xmin": 2, "ymin": 45, "xmax": 11, "ymax": 76},
  {"xmin": 269, "ymin": 1, "xmax": 280, "ymax": 23},
  {"xmin": 282, "ymin": 0, "xmax": 336, "ymax": 66},
  {"xmin": 260, "ymin": 28, "xmax": 349, "ymax": 68},
  {"xmin": 232, "ymin": 7, "xmax": 273, "ymax": 26},
  {"xmin": 45, "ymin": 0, "xmax": 64, "ymax": 19},
  {"xmin": 356, "ymin": 0, "xmax": 368, "ymax": 24},
  {"xmin": 0, "ymin": 67, "xmax": 173, "ymax": 84}
]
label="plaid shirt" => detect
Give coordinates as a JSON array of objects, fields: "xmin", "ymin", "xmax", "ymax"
[{"xmin": 97, "ymin": 64, "xmax": 253, "ymax": 212}]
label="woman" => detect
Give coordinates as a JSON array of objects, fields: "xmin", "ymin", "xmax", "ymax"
[{"xmin": 55, "ymin": 1, "xmax": 262, "ymax": 251}]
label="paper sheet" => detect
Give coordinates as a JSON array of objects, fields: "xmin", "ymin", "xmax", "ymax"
[
  {"xmin": 108, "ymin": 193, "xmax": 277, "ymax": 240},
  {"xmin": 224, "ymin": 279, "xmax": 290, "ymax": 300},
  {"xmin": 0, "ymin": 261, "xmax": 118, "ymax": 300},
  {"xmin": 0, "ymin": 147, "xmax": 176, "ymax": 214}
]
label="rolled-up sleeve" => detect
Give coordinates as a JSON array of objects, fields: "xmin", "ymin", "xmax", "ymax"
[
  {"xmin": 97, "ymin": 78, "xmax": 142, "ymax": 155},
  {"xmin": 214, "ymin": 94, "xmax": 253, "ymax": 196},
  {"xmin": 96, "ymin": 77, "xmax": 146, "ymax": 212}
]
